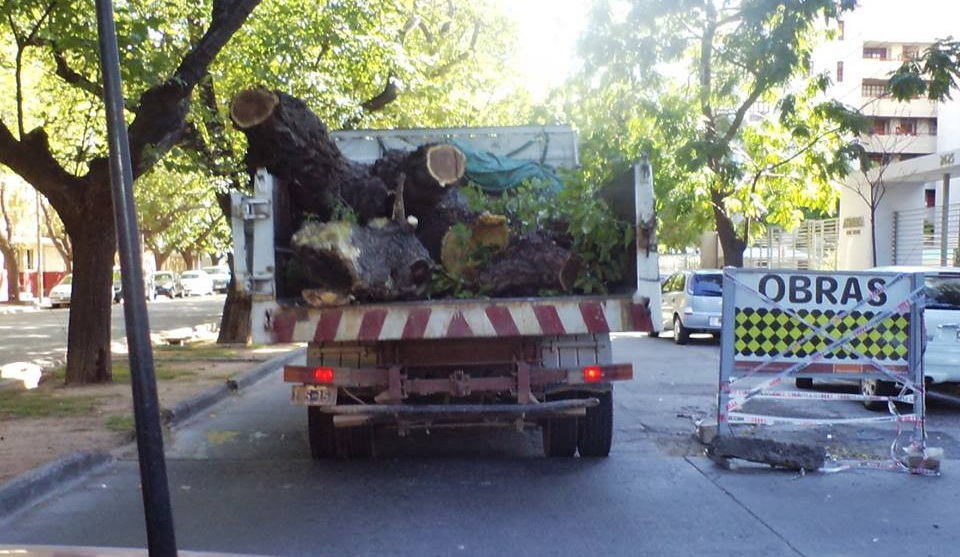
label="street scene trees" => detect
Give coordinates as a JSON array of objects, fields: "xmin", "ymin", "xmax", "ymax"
[{"xmin": 2, "ymin": 0, "xmax": 960, "ymax": 384}]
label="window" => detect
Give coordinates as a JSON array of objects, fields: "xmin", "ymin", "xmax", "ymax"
[
  {"xmin": 929, "ymin": 118, "xmax": 938, "ymax": 135},
  {"xmin": 902, "ymin": 46, "xmax": 920, "ymax": 61},
  {"xmin": 836, "ymin": 61, "xmax": 844, "ymax": 82},
  {"xmin": 861, "ymin": 79, "xmax": 888, "ymax": 97},
  {"xmin": 838, "ymin": 20, "xmax": 845, "ymax": 40},
  {"xmin": 872, "ymin": 118, "xmax": 888, "ymax": 135},
  {"xmin": 896, "ymin": 119, "xmax": 917, "ymax": 135},
  {"xmin": 926, "ymin": 189, "xmax": 937, "ymax": 208},
  {"xmin": 863, "ymin": 46, "xmax": 887, "ymax": 60}
]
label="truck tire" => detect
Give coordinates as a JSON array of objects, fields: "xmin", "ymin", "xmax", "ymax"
[
  {"xmin": 542, "ymin": 417, "xmax": 578, "ymax": 457},
  {"xmin": 861, "ymin": 379, "xmax": 897, "ymax": 412},
  {"xmin": 307, "ymin": 406, "xmax": 337, "ymax": 459},
  {"xmin": 336, "ymin": 424, "xmax": 374, "ymax": 458},
  {"xmin": 578, "ymin": 391, "xmax": 613, "ymax": 457}
]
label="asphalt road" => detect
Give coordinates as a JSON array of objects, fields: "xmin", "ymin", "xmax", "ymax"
[
  {"xmin": 3, "ymin": 333, "xmax": 960, "ymax": 556},
  {"xmin": 0, "ymin": 295, "xmax": 227, "ymax": 367}
]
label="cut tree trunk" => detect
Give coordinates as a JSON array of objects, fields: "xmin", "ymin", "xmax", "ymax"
[
  {"xmin": 230, "ymin": 88, "xmax": 391, "ymax": 230},
  {"xmin": 292, "ymin": 219, "xmax": 433, "ymax": 302},
  {"xmin": 217, "ymin": 254, "xmax": 251, "ymax": 344},
  {"xmin": 63, "ymin": 209, "xmax": 116, "ymax": 384},
  {"xmin": 414, "ymin": 189, "xmax": 481, "ymax": 260},
  {"xmin": 371, "ymin": 144, "xmax": 466, "ymax": 215},
  {"xmin": 473, "ymin": 233, "xmax": 580, "ymax": 297}
]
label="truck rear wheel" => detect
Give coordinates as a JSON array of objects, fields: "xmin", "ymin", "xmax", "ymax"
[
  {"xmin": 542, "ymin": 417, "xmax": 578, "ymax": 457},
  {"xmin": 307, "ymin": 406, "xmax": 337, "ymax": 459},
  {"xmin": 336, "ymin": 424, "xmax": 374, "ymax": 458},
  {"xmin": 308, "ymin": 406, "xmax": 374, "ymax": 458},
  {"xmin": 578, "ymin": 391, "xmax": 613, "ymax": 457}
]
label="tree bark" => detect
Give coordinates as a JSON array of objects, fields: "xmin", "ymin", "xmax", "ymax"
[
  {"xmin": 711, "ymin": 189, "xmax": 746, "ymax": 267},
  {"xmin": 473, "ymin": 233, "xmax": 580, "ymax": 297},
  {"xmin": 217, "ymin": 266, "xmax": 251, "ymax": 345},
  {"xmin": 370, "ymin": 144, "xmax": 466, "ymax": 216},
  {"xmin": 230, "ymin": 88, "xmax": 391, "ymax": 235},
  {"xmin": 292, "ymin": 219, "xmax": 433, "ymax": 302},
  {"xmin": 63, "ymin": 194, "xmax": 116, "ymax": 384}
]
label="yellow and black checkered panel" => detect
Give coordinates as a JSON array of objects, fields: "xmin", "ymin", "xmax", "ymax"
[{"xmin": 734, "ymin": 308, "xmax": 909, "ymax": 361}]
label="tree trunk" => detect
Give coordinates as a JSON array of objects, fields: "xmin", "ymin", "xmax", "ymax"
[
  {"xmin": 473, "ymin": 233, "xmax": 579, "ymax": 297},
  {"xmin": 182, "ymin": 251, "xmax": 196, "ymax": 270},
  {"xmin": 0, "ymin": 244, "xmax": 20, "ymax": 302},
  {"xmin": 370, "ymin": 144, "xmax": 467, "ymax": 216},
  {"xmin": 217, "ymin": 288, "xmax": 251, "ymax": 344},
  {"xmin": 63, "ymin": 208, "xmax": 116, "ymax": 384},
  {"xmin": 154, "ymin": 250, "xmax": 171, "ymax": 271},
  {"xmin": 230, "ymin": 88, "xmax": 391, "ymax": 233},
  {"xmin": 712, "ymin": 190, "xmax": 746, "ymax": 267},
  {"xmin": 292, "ymin": 219, "xmax": 433, "ymax": 302}
]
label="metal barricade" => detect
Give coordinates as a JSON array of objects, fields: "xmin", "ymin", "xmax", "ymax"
[{"xmin": 716, "ymin": 268, "xmax": 934, "ymax": 473}]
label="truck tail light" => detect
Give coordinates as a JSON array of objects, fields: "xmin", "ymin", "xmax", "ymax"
[
  {"xmin": 312, "ymin": 367, "xmax": 335, "ymax": 384},
  {"xmin": 583, "ymin": 365, "xmax": 603, "ymax": 382},
  {"xmin": 577, "ymin": 364, "xmax": 633, "ymax": 383}
]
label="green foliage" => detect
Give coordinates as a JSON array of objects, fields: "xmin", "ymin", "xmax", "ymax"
[
  {"xmin": 463, "ymin": 176, "xmax": 633, "ymax": 295},
  {"xmin": 890, "ymin": 38, "xmax": 960, "ymax": 101},
  {"xmin": 569, "ymin": 0, "xmax": 863, "ymax": 263}
]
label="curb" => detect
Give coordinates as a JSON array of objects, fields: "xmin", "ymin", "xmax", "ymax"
[
  {"xmin": 163, "ymin": 346, "xmax": 306, "ymax": 427},
  {"xmin": 0, "ymin": 452, "xmax": 113, "ymax": 519},
  {"xmin": 0, "ymin": 346, "xmax": 305, "ymax": 520}
]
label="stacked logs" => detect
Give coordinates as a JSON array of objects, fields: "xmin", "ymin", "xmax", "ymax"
[{"xmin": 230, "ymin": 88, "xmax": 579, "ymax": 305}]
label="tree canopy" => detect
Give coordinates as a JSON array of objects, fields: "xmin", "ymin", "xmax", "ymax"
[
  {"xmin": 569, "ymin": 0, "xmax": 868, "ymax": 265},
  {"xmin": 0, "ymin": 0, "xmax": 531, "ymax": 383}
]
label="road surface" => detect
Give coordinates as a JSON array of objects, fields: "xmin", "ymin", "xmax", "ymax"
[
  {"xmin": 2, "ymin": 333, "xmax": 959, "ymax": 556},
  {"xmin": 0, "ymin": 295, "xmax": 226, "ymax": 367}
]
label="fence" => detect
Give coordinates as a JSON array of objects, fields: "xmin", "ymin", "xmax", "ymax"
[{"xmin": 892, "ymin": 204, "xmax": 960, "ymax": 266}]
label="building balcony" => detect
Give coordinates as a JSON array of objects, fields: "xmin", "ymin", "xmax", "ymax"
[
  {"xmin": 862, "ymin": 98, "xmax": 938, "ymax": 118},
  {"xmin": 862, "ymin": 133, "xmax": 938, "ymax": 155}
]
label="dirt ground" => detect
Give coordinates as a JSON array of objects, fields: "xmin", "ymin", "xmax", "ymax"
[{"xmin": 0, "ymin": 343, "xmax": 297, "ymax": 484}]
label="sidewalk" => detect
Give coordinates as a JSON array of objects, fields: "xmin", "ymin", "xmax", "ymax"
[{"xmin": 0, "ymin": 301, "xmax": 43, "ymax": 315}]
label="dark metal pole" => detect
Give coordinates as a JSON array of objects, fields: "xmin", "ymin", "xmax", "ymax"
[{"xmin": 93, "ymin": 1, "xmax": 177, "ymax": 555}]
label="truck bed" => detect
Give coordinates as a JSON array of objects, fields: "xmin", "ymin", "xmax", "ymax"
[{"xmin": 255, "ymin": 294, "xmax": 650, "ymax": 344}]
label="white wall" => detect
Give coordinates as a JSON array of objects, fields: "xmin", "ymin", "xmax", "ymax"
[{"xmin": 838, "ymin": 177, "xmax": 925, "ymax": 269}]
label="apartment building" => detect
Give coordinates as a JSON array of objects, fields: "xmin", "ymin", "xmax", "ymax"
[{"xmin": 812, "ymin": 0, "xmax": 960, "ymax": 269}]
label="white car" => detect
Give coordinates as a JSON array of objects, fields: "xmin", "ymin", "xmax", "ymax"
[
  {"xmin": 201, "ymin": 265, "xmax": 230, "ymax": 293},
  {"xmin": 49, "ymin": 274, "xmax": 73, "ymax": 308},
  {"xmin": 799, "ymin": 266, "xmax": 960, "ymax": 410},
  {"xmin": 178, "ymin": 270, "xmax": 214, "ymax": 296}
]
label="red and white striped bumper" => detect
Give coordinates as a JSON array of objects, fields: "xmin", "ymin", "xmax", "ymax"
[{"xmin": 258, "ymin": 296, "xmax": 652, "ymax": 344}]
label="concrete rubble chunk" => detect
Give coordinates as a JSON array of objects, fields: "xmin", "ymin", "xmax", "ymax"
[{"xmin": 708, "ymin": 435, "xmax": 826, "ymax": 472}]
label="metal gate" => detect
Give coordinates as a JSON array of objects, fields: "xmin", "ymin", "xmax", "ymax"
[{"xmin": 892, "ymin": 204, "xmax": 960, "ymax": 266}]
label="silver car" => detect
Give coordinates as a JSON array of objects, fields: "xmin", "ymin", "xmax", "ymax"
[{"xmin": 660, "ymin": 269, "xmax": 723, "ymax": 344}]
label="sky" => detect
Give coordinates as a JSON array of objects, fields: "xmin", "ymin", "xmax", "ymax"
[{"xmin": 492, "ymin": 0, "xmax": 592, "ymax": 100}]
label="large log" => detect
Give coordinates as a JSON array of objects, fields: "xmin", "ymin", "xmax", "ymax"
[
  {"xmin": 230, "ymin": 88, "xmax": 391, "ymax": 229},
  {"xmin": 291, "ymin": 219, "xmax": 433, "ymax": 302},
  {"xmin": 473, "ymin": 233, "xmax": 580, "ymax": 297},
  {"xmin": 371, "ymin": 144, "xmax": 466, "ymax": 215}
]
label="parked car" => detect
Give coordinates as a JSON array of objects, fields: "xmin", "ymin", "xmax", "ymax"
[
  {"xmin": 49, "ymin": 273, "xmax": 73, "ymax": 308},
  {"xmin": 152, "ymin": 271, "xmax": 182, "ymax": 298},
  {"xmin": 797, "ymin": 266, "xmax": 960, "ymax": 410},
  {"xmin": 179, "ymin": 270, "xmax": 214, "ymax": 296},
  {"xmin": 660, "ymin": 269, "xmax": 723, "ymax": 344},
  {"xmin": 202, "ymin": 265, "xmax": 230, "ymax": 293}
]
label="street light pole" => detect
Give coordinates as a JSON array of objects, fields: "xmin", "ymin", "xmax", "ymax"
[{"xmin": 94, "ymin": 0, "xmax": 177, "ymax": 555}]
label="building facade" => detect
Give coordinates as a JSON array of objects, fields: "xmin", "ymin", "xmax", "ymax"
[{"xmin": 812, "ymin": 0, "xmax": 960, "ymax": 269}]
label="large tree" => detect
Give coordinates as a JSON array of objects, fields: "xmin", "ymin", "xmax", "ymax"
[
  {"xmin": 573, "ymin": 0, "xmax": 867, "ymax": 266},
  {"xmin": 0, "ymin": 0, "xmax": 261, "ymax": 383}
]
